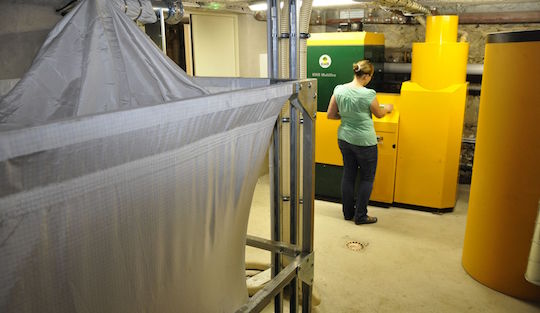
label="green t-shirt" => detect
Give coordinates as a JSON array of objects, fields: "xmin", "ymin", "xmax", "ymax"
[{"xmin": 334, "ymin": 84, "xmax": 377, "ymax": 146}]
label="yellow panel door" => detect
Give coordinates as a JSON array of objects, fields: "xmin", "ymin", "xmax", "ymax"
[
  {"xmin": 371, "ymin": 131, "xmax": 397, "ymax": 203},
  {"xmin": 191, "ymin": 14, "xmax": 239, "ymax": 77}
]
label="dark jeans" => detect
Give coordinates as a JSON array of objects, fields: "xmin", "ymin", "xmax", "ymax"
[{"xmin": 338, "ymin": 139, "xmax": 378, "ymax": 220}]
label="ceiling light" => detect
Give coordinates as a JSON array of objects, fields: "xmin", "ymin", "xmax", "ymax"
[
  {"xmin": 248, "ymin": 1, "xmax": 267, "ymax": 11},
  {"xmin": 313, "ymin": 0, "xmax": 363, "ymax": 7}
]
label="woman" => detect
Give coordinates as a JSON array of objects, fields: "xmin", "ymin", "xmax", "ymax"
[{"xmin": 327, "ymin": 60, "xmax": 393, "ymax": 225}]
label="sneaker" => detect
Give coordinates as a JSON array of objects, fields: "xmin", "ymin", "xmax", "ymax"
[{"xmin": 354, "ymin": 215, "xmax": 377, "ymax": 225}]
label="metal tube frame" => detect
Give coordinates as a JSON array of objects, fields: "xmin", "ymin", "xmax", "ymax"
[
  {"xmin": 238, "ymin": 79, "xmax": 317, "ymax": 313},
  {"xmin": 267, "ymin": 0, "xmax": 279, "ymax": 79},
  {"xmin": 289, "ymin": 0, "xmax": 298, "ymax": 79}
]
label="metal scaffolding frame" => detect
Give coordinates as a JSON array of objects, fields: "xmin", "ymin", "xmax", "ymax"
[{"xmin": 234, "ymin": 78, "xmax": 317, "ymax": 313}]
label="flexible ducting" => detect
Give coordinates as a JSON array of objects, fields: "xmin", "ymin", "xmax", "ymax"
[
  {"xmin": 115, "ymin": 0, "xmax": 157, "ymax": 24},
  {"xmin": 377, "ymin": 0, "xmax": 430, "ymax": 15},
  {"xmin": 299, "ymin": 0, "xmax": 313, "ymax": 79},
  {"xmin": 280, "ymin": 0, "xmax": 290, "ymax": 79},
  {"xmin": 165, "ymin": 0, "xmax": 184, "ymax": 24},
  {"xmin": 0, "ymin": 0, "xmax": 206, "ymax": 128}
]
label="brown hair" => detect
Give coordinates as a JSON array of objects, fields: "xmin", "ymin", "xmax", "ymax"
[{"xmin": 353, "ymin": 60, "xmax": 374, "ymax": 78}]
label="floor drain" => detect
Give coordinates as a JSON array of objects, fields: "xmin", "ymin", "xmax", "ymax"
[{"xmin": 346, "ymin": 241, "xmax": 369, "ymax": 251}]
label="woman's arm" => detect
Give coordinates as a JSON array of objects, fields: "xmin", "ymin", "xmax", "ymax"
[
  {"xmin": 370, "ymin": 97, "xmax": 393, "ymax": 118},
  {"xmin": 327, "ymin": 95, "xmax": 341, "ymax": 120}
]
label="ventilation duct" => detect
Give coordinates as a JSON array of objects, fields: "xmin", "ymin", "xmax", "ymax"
[
  {"xmin": 376, "ymin": 0, "xmax": 431, "ymax": 15},
  {"xmin": 118, "ymin": 0, "xmax": 158, "ymax": 23},
  {"xmin": 164, "ymin": 0, "xmax": 184, "ymax": 24},
  {"xmin": 57, "ymin": 0, "xmax": 158, "ymax": 23}
]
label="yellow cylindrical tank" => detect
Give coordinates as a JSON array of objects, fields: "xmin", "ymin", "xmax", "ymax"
[
  {"xmin": 410, "ymin": 15, "xmax": 468, "ymax": 90},
  {"xmin": 425, "ymin": 15, "xmax": 458, "ymax": 43},
  {"xmin": 410, "ymin": 43, "xmax": 468, "ymax": 90},
  {"xmin": 462, "ymin": 30, "xmax": 540, "ymax": 301}
]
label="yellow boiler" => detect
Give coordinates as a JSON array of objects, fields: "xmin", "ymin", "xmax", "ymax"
[
  {"xmin": 394, "ymin": 15, "xmax": 469, "ymax": 210},
  {"xmin": 462, "ymin": 30, "xmax": 540, "ymax": 301}
]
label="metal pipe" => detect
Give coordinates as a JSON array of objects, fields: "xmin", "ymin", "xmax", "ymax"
[
  {"xmin": 267, "ymin": 0, "xmax": 280, "ymax": 79},
  {"xmin": 267, "ymin": 0, "xmax": 273, "ymax": 78},
  {"xmin": 289, "ymin": 0, "xmax": 298, "ymax": 79},
  {"xmin": 270, "ymin": 114, "xmax": 283, "ymax": 312},
  {"xmin": 246, "ymin": 235, "xmax": 301, "ymax": 257},
  {"xmin": 289, "ymin": 99, "xmax": 300, "ymax": 313},
  {"xmin": 159, "ymin": 8, "xmax": 167, "ymax": 54},
  {"xmin": 459, "ymin": 11, "xmax": 540, "ymax": 24},
  {"xmin": 383, "ymin": 63, "xmax": 484, "ymax": 75}
]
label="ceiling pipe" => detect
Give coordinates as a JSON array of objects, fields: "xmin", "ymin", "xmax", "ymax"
[
  {"xmin": 384, "ymin": 63, "xmax": 483, "ymax": 76},
  {"xmin": 459, "ymin": 11, "xmax": 540, "ymax": 24}
]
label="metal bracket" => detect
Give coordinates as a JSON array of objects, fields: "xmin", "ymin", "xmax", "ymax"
[
  {"xmin": 298, "ymin": 252, "xmax": 314, "ymax": 286},
  {"xmin": 293, "ymin": 79, "xmax": 317, "ymax": 121}
]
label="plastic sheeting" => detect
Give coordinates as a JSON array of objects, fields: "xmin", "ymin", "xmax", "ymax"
[
  {"xmin": 0, "ymin": 0, "xmax": 206, "ymax": 130},
  {"xmin": 0, "ymin": 0, "xmax": 291, "ymax": 312}
]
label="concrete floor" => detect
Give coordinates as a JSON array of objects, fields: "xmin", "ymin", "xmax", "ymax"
[{"xmin": 246, "ymin": 175, "xmax": 540, "ymax": 313}]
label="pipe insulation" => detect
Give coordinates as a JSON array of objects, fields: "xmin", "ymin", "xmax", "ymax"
[
  {"xmin": 377, "ymin": 0, "xmax": 430, "ymax": 15},
  {"xmin": 525, "ymin": 201, "xmax": 540, "ymax": 286},
  {"xmin": 299, "ymin": 0, "xmax": 313, "ymax": 79},
  {"xmin": 280, "ymin": 0, "xmax": 290, "ymax": 79}
]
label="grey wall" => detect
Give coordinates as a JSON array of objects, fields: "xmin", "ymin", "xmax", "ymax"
[{"xmin": 0, "ymin": 3, "xmax": 62, "ymax": 80}]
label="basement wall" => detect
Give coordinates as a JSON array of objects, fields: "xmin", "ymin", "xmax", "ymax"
[{"xmin": 0, "ymin": 3, "xmax": 61, "ymax": 80}]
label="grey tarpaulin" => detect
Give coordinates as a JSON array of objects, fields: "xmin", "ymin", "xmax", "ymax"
[
  {"xmin": 0, "ymin": 0, "xmax": 206, "ymax": 129},
  {"xmin": 0, "ymin": 0, "xmax": 290, "ymax": 312}
]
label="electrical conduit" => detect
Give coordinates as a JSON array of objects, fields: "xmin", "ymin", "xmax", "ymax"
[{"xmin": 280, "ymin": 0, "xmax": 290, "ymax": 79}]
